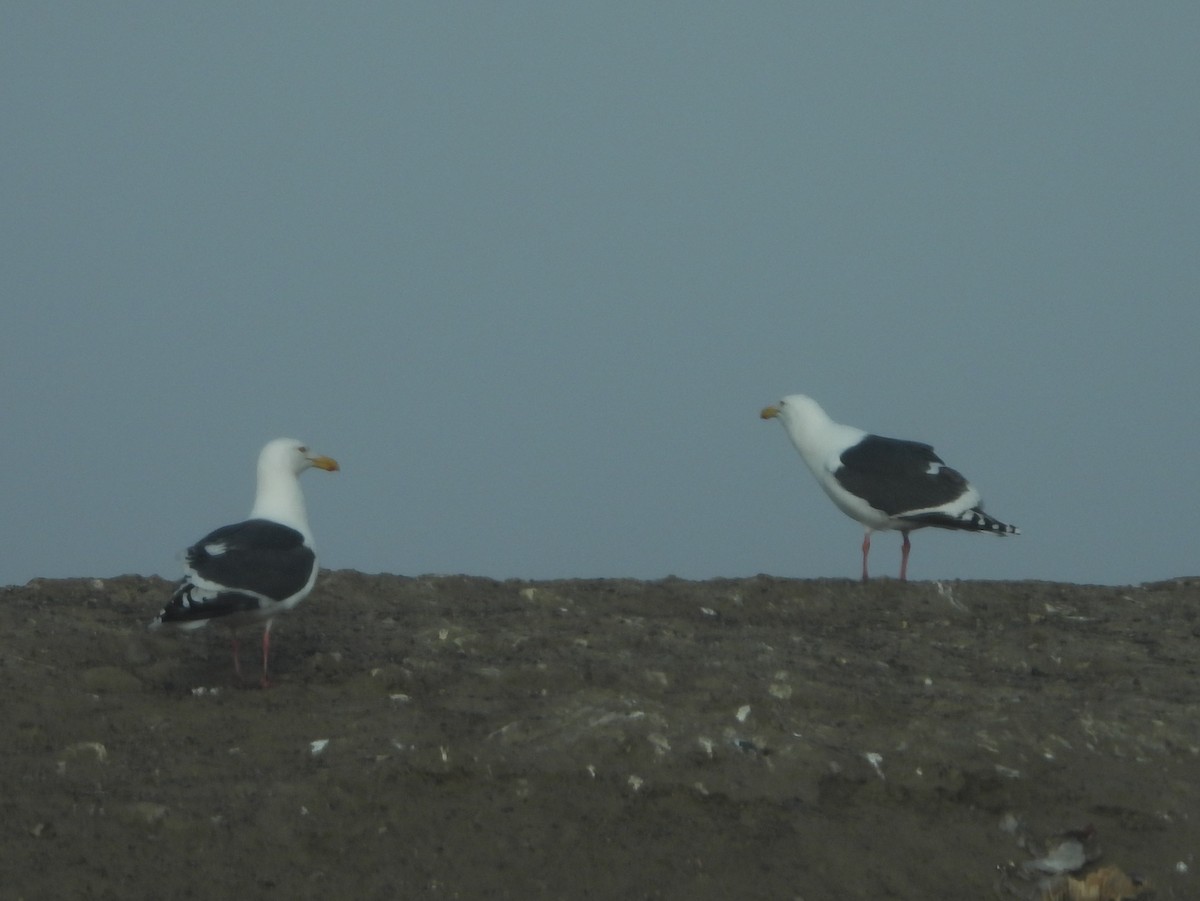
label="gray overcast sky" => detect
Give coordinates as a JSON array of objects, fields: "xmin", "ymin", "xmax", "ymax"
[{"xmin": 2, "ymin": 4, "xmax": 1197, "ymax": 588}]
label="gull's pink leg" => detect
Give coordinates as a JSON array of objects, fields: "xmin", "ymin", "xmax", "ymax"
[
  {"xmin": 861, "ymin": 531, "xmax": 871, "ymax": 583},
  {"xmin": 900, "ymin": 530, "xmax": 912, "ymax": 581},
  {"xmin": 260, "ymin": 620, "xmax": 274, "ymax": 689}
]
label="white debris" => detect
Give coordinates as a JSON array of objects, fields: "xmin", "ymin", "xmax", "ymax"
[
  {"xmin": 1024, "ymin": 837, "xmax": 1086, "ymax": 875},
  {"xmin": 864, "ymin": 752, "xmax": 884, "ymax": 779},
  {"xmin": 935, "ymin": 580, "xmax": 967, "ymax": 611},
  {"xmin": 309, "ymin": 739, "xmax": 329, "ymax": 756},
  {"xmin": 735, "ymin": 705, "xmax": 751, "ymax": 723}
]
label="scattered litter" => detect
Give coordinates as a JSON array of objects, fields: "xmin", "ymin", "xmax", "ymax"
[
  {"xmin": 309, "ymin": 739, "xmax": 329, "ymax": 756},
  {"xmin": 735, "ymin": 704, "xmax": 751, "ymax": 723},
  {"xmin": 190, "ymin": 686, "xmax": 221, "ymax": 697},
  {"xmin": 627, "ymin": 775, "xmax": 644, "ymax": 792},
  {"xmin": 1040, "ymin": 866, "xmax": 1149, "ymax": 900},
  {"xmin": 996, "ymin": 824, "xmax": 1149, "ymax": 900},
  {"xmin": 1025, "ymin": 835, "xmax": 1089, "ymax": 875}
]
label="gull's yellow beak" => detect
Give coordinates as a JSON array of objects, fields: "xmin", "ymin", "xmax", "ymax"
[
  {"xmin": 309, "ymin": 455, "xmax": 340, "ymax": 472},
  {"xmin": 760, "ymin": 406, "xmax": 781, "ymax": 420}
]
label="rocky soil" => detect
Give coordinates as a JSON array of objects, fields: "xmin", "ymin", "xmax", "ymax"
[{"xmin": 4, "ymin": 572, "xmax": 1198, "ymax": 899}]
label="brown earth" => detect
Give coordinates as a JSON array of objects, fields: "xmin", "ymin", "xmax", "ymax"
[{"xmin": 3, "ymin": 572, "xmax": 1199, "ymax": 899}]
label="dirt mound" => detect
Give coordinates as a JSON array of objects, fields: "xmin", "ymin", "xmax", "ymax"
[{"xmin": 4, "ymin": 573, "xmax": 1198, "ymax": 898}]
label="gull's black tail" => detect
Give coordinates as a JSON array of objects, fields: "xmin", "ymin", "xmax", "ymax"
[{"xmin": 901, "ymin": 508, "xmax": 1020, "ymax": 535}]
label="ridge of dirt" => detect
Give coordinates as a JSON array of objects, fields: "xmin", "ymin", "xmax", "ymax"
[{"xmin": 3, "ymin": 572, "xmax": 1198, "ymax": 899}]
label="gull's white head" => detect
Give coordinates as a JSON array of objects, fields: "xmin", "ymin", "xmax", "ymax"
[
  {"xmin": 760, "ymin": 394, "xmax": 859, "ymax": 468},
  {"xmin": 258, "ymin": 438, "xmax": 341, "ymax": 477},
  {"xmin": 251, "ymin": 438, "xmax": 339, "ymax": 536},
  {"xmin": 759, "ymin": 394, "xmax": 830, "ymax": 431}
]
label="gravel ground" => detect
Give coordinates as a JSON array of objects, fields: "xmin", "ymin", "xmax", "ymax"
[{"xmin": 4, "ymin": 572, "xmax": 1196, "ymax": 899}]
